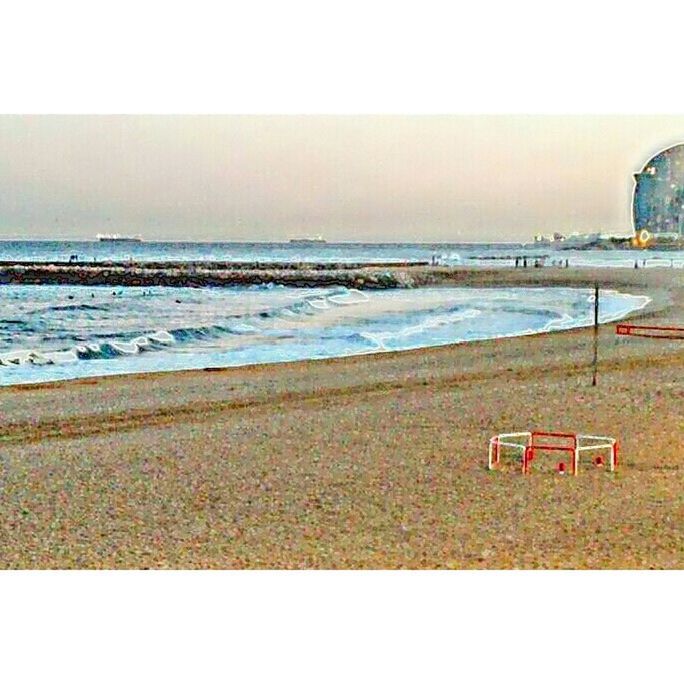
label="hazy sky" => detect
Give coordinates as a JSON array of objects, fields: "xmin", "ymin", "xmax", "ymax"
[{"xmin": 1, "ymin": 115, "xmax": 684, "ymax": 242}]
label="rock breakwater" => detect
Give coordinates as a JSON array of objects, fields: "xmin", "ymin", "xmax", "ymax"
[{"xmin": 0, "ymin": 261, "xmax": 430, "ymax": 289}]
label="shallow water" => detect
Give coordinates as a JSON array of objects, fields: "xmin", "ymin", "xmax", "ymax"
[{"xmin": 0, "ymin": 284, "xmax": 650, "ymax": 386}]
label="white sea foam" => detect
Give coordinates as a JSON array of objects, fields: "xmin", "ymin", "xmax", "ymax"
[{"xmin": 328, "ymin": 289, "xmax": 369, "ymax": 305}]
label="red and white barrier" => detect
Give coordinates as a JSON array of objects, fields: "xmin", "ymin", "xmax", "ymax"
[
  {"xmin": 488, "ymin": 430, "xmax": 618, "ymax": 475},
  {"xmin": 616, "ymin": 323, "xmax": 684, "ymax": 340}
]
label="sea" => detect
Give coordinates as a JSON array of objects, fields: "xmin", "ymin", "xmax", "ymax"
[{"xmin": 0, "ymin": 240, "xmax": 668, "ymax": 386}]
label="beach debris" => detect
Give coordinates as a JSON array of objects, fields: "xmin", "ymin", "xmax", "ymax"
[{"xmin": 488, "ymin": 430, "xmax": 618, "ymax": 476}]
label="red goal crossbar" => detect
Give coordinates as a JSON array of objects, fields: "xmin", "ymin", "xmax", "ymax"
[
  {"xmin": 524, "ymin": 431, "xmax": 578, "ymax": 475},
  {"xmin": 616, "ymin": 323, "xmax": 684, "ymax": 339}
]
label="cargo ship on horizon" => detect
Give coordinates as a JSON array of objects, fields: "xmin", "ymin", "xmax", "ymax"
[
  {"xmin": 289, "ymin": 235, "xmax": 326, "ymax": 245},
  {"xmin": 96, "ymin": 233, "xmax": 144, "ymax": 243}
]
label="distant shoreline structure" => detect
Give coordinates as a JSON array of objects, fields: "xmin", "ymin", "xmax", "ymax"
[
  {"xmin": 532, "ymin": 230, "xmax": 684, "ymax": 251},
  {"xmin": 96, "ymin": 234, "xmax": 143, "ymax": 243}
]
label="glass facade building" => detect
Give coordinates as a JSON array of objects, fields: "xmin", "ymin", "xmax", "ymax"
[{"xmin": 633, "ymin": 143, "xmax": 684, "ymax": 237}]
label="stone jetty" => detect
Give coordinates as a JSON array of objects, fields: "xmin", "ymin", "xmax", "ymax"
[{"xmin": 0, "ymin": 260, "xmax": 431, "ymax": 290}]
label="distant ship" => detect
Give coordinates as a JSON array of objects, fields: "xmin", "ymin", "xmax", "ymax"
[
  {"xmin": 97, "ymin": 233, "xmax": 143, "ymax": 243},
  {"xmin": 289, "ymin": 235, "xmax": 326, "ymax": 245}
]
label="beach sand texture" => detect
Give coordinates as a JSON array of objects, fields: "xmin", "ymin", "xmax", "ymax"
[{"xmin": 0, "ymin": 267, "xmax": 682, "ymax": 569}]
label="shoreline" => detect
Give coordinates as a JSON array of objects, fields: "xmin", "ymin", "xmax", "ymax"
[
  {"xmin": 1, "ymin": 265, "xmax": 677, "ymax": 404},
  {"xmin": 0, "ymin": 267, "xmax": 682, "ymax": 569},
  {"xmin": 0, "ymin": 268, "xmax": 667, "ymax": 389}
]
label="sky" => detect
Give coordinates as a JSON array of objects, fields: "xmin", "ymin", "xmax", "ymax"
[{"xmin": 1, "ymin": 115, "xmax": 684, "ymax": 242}]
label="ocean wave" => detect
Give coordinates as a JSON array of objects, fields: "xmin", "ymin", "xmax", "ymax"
[
  {"xmin": 356, "ymin": 308, "xmax": 483, "ymax": 349},
  {"xmin": 23, "ymin": 301, "xmax": 114, "ymax": 317},
  {"xmin": 45, "ymin": 302, "xmax": 111, "ymax": 313},
  {"xmin": 440, "ymin": 252, "xmax": 462, "ymax": 264},
  {"xmin": 0, "ymin": 286, "xmax": 368, "ymax": 368}
]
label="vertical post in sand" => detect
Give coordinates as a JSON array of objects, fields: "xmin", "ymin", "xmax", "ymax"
[{"xmin": 591, "ymin": 283, "xmax": 599, "ymax": 387}]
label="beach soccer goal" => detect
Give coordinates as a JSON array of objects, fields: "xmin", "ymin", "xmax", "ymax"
[{"xmin": 488, "ymin": 430, "xmax": 618, "ymax": 476}]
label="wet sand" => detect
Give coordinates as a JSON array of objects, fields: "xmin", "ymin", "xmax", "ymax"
[{"xmin": 0, "ymin": 267, "xmax": 682, "ymax": 568}]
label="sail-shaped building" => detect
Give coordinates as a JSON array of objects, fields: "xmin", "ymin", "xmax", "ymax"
[{"xmin": 633, "ymin": 143, "xmax": 684, "ymax": 238}]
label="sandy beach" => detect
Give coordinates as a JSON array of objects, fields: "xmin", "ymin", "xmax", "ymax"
[{"xmin": 0, "ymin": 266, "xmax": 682, "ymax": 569}]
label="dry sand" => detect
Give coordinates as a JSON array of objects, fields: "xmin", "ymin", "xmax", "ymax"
[{"xmin": 0, "ymin": 267, "xmax": 682, "ymax": 569}]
